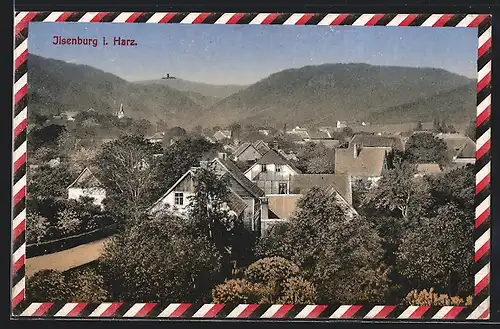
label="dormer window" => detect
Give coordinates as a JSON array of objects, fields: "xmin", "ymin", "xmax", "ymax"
[
  {"xmin": 261, "ymin": 164, "xmax": 267, "ymax": 172},
  {"xmin": 276, "ymin": 164, "xmax": 282, "ymax": 172}
]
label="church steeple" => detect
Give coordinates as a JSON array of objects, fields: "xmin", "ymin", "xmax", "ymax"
[{"xmin": 116, "ymin": 103, "xmax": 124, "ymax": 119}]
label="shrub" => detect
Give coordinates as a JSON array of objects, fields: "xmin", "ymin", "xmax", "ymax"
[
  {"xmin": 278, "ymin": 277, "xmax": 317, "ymax": 304},
  {"xmin": 26, "ymin": 270, "xmax": 71, "ymax": 301},
  {"xmin": 244, "ymin": 256, "xmax": 300, "ymax": 284},
  {"xmin": 405, "ymin": 288, "xmax": 473, "ymax": 306},
  {"xmin": 56, "ymin": 209, "xmax": 82, "ymax": 236},
  {"xmin": 212, "ymin": 279, "xmax": 271, "ymax": 304},
  {"xmin": 26, "ymin": 213, "xmax": 49, "ymax": 244},
  {"xmin": 65, "ymin": 268, "xmax": 110, "ymax": 302}
]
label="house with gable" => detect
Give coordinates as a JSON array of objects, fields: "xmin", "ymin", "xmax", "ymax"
[
  {"xmin": 67, "ymin": 167, "xmax": 106, "ymax": 209},
  {"xmin": 244, "ymin": 148, "xmax": 302, "ymax": 195},
  {"xmin": 349, "ymin": 133, "xmax": 405, "ymax": 151},
  {"xmin": 213, "ymin": 130, "xmax": 232, "ymax": 142},
  {"xmin": 263, "ymin": 173, "xmax": 357, "ymax": 233},
  {"xmin": 436, "ymin": 133, "xmax": 476, "ymax": 166},
  {"xmin": 232, "ymin": 142, "xmax": 263, "ymax": 162},
  {"xmin": 149, "ymin": 154, "xmax": 268, "ymax": 234},
  {"xmin": 253, "ymin": 140, "xmax": 271, "ymax": 155},
  {"xmin": 335, "ymin": 143, "xmax": 390, "ymax": 185}
]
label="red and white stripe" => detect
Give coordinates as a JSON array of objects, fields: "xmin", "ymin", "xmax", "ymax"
[
  {"xmin": 421, "ymin": 14, "xmax": 452, "ymax": 27},
  {"xmin": 191, "ymin": 304, "xmax": 224, "ymax": 318},
  {"xmin": 12, "ymin": 242, "xmax": 25, "ymax": 274},
  {"xmin": 317, "ymin": 14, "xmax": 346, "ymax": 25},
  {"xmin": 226, "ymin": 304, "xmax": 259, "ymax": 318},
  {"xmin": 431, "ymin": 306, "xmax": 464, "ymax": 319},
  {"xmin": 363, "ymin": 305, "xmax": 396, "ymax": 319},
  {"xmin": 457, "ymin": 14, "xmax": 481, "ymax": 27},
  {"xmin": 475, "ymin": 263, "xmax": 490, "ymax": 296},
  {"xmin": 476, "ymin": 128, "xmax": 490, "ymax": 158},
  {"xmin": 467, "ymin": 297, "xmax": 489, "ymax": 319},
  {"xmin": 478, "ymin": 61, "xmax": 491, "ymax": 90},
  {"xmin": 20, "ymin": 303, "xmax": 53, "ymax": 316},
  {"xmin": 11, "ymin": 276, "xmax": 25, "ymax": 308},
  {"xmin": 12, "ymin": 208, "xmax": 26, "ymax": 241},
  {"xmin": 283, "ymin": 13, "xmax": 314, "ymax": 25},
  {"xmin": 14, "ymin": 39, "xmax": 28, "ymax": 70},
  {"xmin": 250, "ymin": 13, "xmax": 278, "ymax": 25},
  {"xmin": 260, "ymin": 304, "xmax": 294, "ymax": 318},
  {"xmin": 475, "ymin": 228, "xmax": 490, "ymax": 261},
  {"xmin": 475, "ymin": 195, "xmax": 490, "ymax": 228},
  {"xmin": 477, "ymin": 95, "xmax": 491, "ymax": 127},
  {"xmin": 88, "ymin": 303, "xmax": 123, "ymax": 317},
  {"xmin": 352, "ymin": 14, "xmax": 384, "ymax": 26},
  {"xmin": 330, "ymin": 305, "xmax": 363, "ymax": 318},
  {"xmin": 42, "ymin": 12, "xmax": 72, "ymax": 22},
  {"xmin": 294, "ymin": 305, "xmax": 327, "ymax": 318},
  {"xmin": 123, "ymin": 303, "xmax": 157, "ymax": 317},
  {"xmin": 54, "ymin": 303, "xmax": 88, "ymax": 317},
  {"xmin": 214, "ymin": 13, "xmax": 243, "ymax": 24},
  {"xmin": 397, "ymin": 306, "xmax": 430, "ymax": 319},
  {"xmin": 476, "ymin": 162, "xmax": 490, "ymax": 193},
  {"xmin": 157, "ymin": 303, "xmax": 191, "ymax": 317},
  {"xmin": 14, "ymin": 73, "xmax": 27, "ymax": 99},
  {"xmin": 479, "ymin": 27, "xmax": 492, "ymax": 57}
]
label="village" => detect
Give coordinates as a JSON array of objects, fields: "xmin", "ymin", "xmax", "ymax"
[{"xmin": 23, "ymin": 104, "xmax": 477, "ymax": 307}]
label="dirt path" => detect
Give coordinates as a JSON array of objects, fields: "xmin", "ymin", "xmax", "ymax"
[{"xmin": 25, "ymin": 237, "xmax": 112, "ymax": 277}]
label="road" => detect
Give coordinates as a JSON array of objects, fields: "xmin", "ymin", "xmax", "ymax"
[{"xmin": 25, "ymin": 237, "xmax": 112, "ymax": 277}]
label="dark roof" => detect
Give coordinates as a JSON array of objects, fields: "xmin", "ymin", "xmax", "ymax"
[
  {"xmin": 227, "ymin": 189, "xmax": 248, "ymax": 216},
  {"xmin": 335, "ymin": 146, "xmax": 389, "ymax": 177},
  {"xmin": 256, "ymin": 149, "xmax": 302, "ymax": 174},
  {"xmin": 232, "ymin": 142, "xmax": 252, "ymax": 157},
  {"xmin": 67, "ymin": 167, "xmax": 104, "ymax": 189},
  {"xmin": 349, "ymin": 134, "xmax": 405, "ymax": 151},
  {"xmin": 436, "ymin": 134, "xmax": 476, "ymax": 159},
  {"xmin": 214, "ymin": 158, "xmax": 265, "ymax": 198},
  {"xmin": 290, "ymin": 174, "xmax": 352, "ymax": 204}
]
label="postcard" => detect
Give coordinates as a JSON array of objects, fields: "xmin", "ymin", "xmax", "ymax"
[{"xmin": 12, "ymin": 12, "xmax": 491, "ymax": 320}]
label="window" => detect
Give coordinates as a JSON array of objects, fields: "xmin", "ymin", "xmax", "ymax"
[
  {"xmin": 261, "ymin": 164, "xmax": 267, "ymax": 172},
  {"xmin": 278, "ymin": 183, "xmax": 287, "ymax": 194},
  {"xmin": 275, "ymin": 164, "xmax": 282, "ymax": 172},
  {"xmin": 174, "ymin": 192, "xmax": 184, "ymax": 206}
]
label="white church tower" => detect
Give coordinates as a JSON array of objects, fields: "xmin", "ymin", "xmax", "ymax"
[{"xmin": 116, "ymin": 103, "xmax": 125, "ymax": 119}]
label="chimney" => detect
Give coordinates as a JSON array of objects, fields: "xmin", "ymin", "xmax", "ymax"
[
  {"xmin": 199, "ymin": 160, "xmax": 209, "ymax": 168},
  {"xmin": 353, "ymin": 143, "xmax": 358, "ymax": 158},
  {"xmin": 272, "ymin": 141, "xmax": 279, "ymax": 150},
  {"xmin": 218, "ymin": 152, "xmax": 227, "ymax": 160}
]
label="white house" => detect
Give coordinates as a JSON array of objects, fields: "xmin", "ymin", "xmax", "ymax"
[
  {"xmin": 149, "ymin": 155, "xmax": 268, "ymax": 234},
  {"xmin": 244, "ymin": 149, "xmax": 302, "ymax": 195},
  {"xmin": 67, "ymin": 167, "xmax": 106, "ymax": 209}
]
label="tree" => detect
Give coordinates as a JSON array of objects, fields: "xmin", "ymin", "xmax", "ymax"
[
  {"xmin": 256, "ymin": 188, "xmax": 389, "ymax": 303},
  {"xmin": 296, "ymin": 142, "xmax": 335, "ymax": 174},
  {"xmin": 187, "ymin": 166, "xmax": 245, "ymax": 272},
  {"xmin": 94, "ymin": 135, "xmax": 161, "ymax": 220},
  {"xmin": 26, "ymin": 213, "xmax": 49, "ymax": 244},
  {"xmin": 396, "ymin": 202, "xmax": 473, "ymax": 296},
  {"xmin": 415, "ymin": 121, "xmax": 423, "ymax": 131},
  {"xmin": 385, "ymin": 149, "xmax": 409, "ymax": 170},
  {"xmin": 66, "ymin": 268, "xmax": 110, "ymax": 302},
  {"xmin": 56, "ymin": 208, "xmax": 82, "ymax": 236},
  {"xmin": 154, "ymin": 135, "xmax": 220, "ymax": 194},
  {"xmin": 405, "ymin": 132, "xmax": 450, "ymax": 166},
  {"xmin": 342, "ymin": 126, "xmax": 354, "ymax": 137},
  {"xmin": 26, "ymin": 270, "xmax": 71, "ymax": 301},
  {"xmin": 28, "ymin": 162, "xmax": 76, "ymax": 199},
  {"xmin": 279, "ymin": 277, "xmax": 317, "ymax": 304},
  {"xmin": 212, "ymin": 278, "xmax": 270, "ymax": 304},
  {"xmin": 27, "ymin": 124, "xmax": 66, "ymax": 153},
  {"xmin": 363, "ymin": 165, "xmax": 433, "ymax": 222},
  {"xmin": 99, "ymin": 215, "xmax": 222, "ymax": 302},
  {"xmin": 465, "ymin": 119, "xmax": 476, "ymax": 141}
]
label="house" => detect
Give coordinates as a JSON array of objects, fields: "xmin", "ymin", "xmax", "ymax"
[
  {"xmin": 115, "ymin": 104, "xmax": 125, "ymax": 119},
  {"xmin": 304, "ymin": 131, "xmax": 341, "ymax": 149},
  {"xmin": 244, "ymin": 149, "xmax": 302, "ymax": 195},
  {"xmin": 436, "ymin": 133, "xmax": 476, "ymax": 165},
  {"xmin": 48, "ymin": 157, "xmax": 61, "ymax": 168},
  {"xmin": 213, "ymin": 130, "xmax": 232, "ymax": 141},
  {"xmin": 349, "ymin": 134, "xmax": 405, "ymax": 151},
  {"xmin": 336, "ymin": 121, "xmax": 347, "ymax": 129},
  {"xmin": 149, "ymin": 155, "xmax": 268, "ymax": 234},
  {"xmin": 286, "ymin": 126, "xmax": 310, "ymax": 140},
  {"xmin": 67, "ymin": 167, "xmax": 106, "ymax": 209},
  {"xmin": 335, "ymin": 144, "xmax": 390, "ymax": 184},
  {"xmin": 253, "ymin": 140, "xmax": 271, "ymax": 155},
  {"xmin": 232, "ymin": 142, "xmax": 263, "ymax": 162},
  {"xmin": 259, "ymin": 129, "xmax": 270, "ymax": 136},
  {"xmin": 62, "ymin": 111, "xmax": 78, "ymax": 121},
  {"xmin": 263, "ymin": 173, "xmax": 357, "ymax": 233},
  {"xmin": 223, "ymin": 144, "xmax": 236, "ymax": 153},
  {"xmin": 147, "ymin": 132, "xmax": 165, "ymax": 143}
]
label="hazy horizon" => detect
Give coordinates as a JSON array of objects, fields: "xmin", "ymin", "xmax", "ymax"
[{"xmin": 29, "ymin": 22, "xmax": 477, "ymax": 85}]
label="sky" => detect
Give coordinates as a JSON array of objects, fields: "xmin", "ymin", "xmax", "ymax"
[{"xmin": 29, "ymin": 22, "xmax": 478, "ymax": 85}]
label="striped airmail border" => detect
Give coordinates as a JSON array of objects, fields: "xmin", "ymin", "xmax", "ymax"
[{"xmin": 12, "ymin": 12, "xmax": 491, "ymax": 320}]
